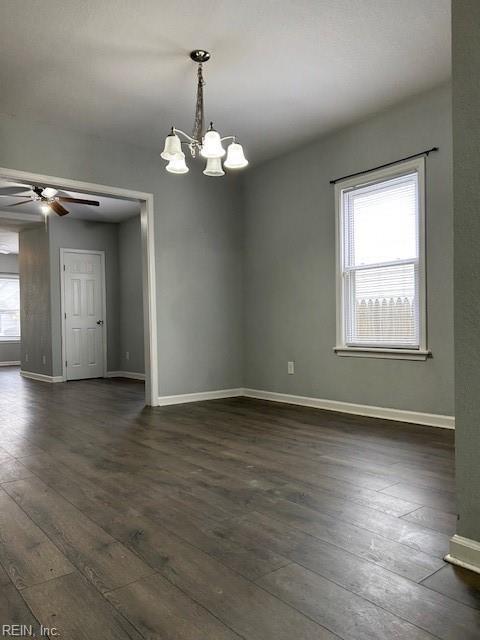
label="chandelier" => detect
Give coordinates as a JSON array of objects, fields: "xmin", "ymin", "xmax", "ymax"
[{"xmin": 161, "ymin": 50, "xmax": 248, "ymax": 176}]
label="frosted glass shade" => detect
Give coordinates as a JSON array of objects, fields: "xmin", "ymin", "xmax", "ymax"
[
  {"xmin": 166, "ymin": 152, "xmax": 189, "ymax": 174},
  {"xmin": 224, "ymin": 142, "xmax": 248, "ymax": 169},
  {"xmin": 203, "ymin": 157, "xmax": 225, "ymax": 177},
  {"xmin": 201, "ymin": 129, "xmax": 225, "ymax": 158},
  {"xmin": 161, "ymin": 132, "xmax": 181, "ymax": 160}
]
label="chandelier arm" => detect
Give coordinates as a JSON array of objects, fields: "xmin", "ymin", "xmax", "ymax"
[
  {"xmin": 173, "ymin": 128, "xmax": 199, "ymax": 144},
  {"xmin": 220, "ymin": 135, "xmax": 237, "ymax": 143}
]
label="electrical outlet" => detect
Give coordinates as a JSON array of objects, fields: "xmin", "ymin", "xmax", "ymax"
[
  {"xmin": 25, "ymin": 353, "xmax": 29, "ymax": 362},
  {"xmin": 288, "ymin": 361, "xmax": 295, "ymax": 375},
  {"xmin": 125, "ymin": 351, "xmax": 130, "ymax": 361}
]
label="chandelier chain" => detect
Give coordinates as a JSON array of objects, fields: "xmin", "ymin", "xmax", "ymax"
[{"xmin": 192, "ymin": 63, "xmax": 205, "ymax": 143}]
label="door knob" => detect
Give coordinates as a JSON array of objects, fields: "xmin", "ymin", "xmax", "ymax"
[{"xmin": 96, "ymin": 320, "xmax": 104, "ymax": 326}]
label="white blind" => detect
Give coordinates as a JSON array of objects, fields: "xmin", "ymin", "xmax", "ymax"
[
  {"xmin": 342, "ymin": 172, "xmax": 420, "ymax": 348},
  {"xmin": 0, "ymin": 276, "xmax": 20, "ymax": 339}
]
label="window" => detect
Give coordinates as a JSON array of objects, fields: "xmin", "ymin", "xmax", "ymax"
[
  {"xmin": 0, "ymin": 274, "xmax": 20, "ymax": 341},
  {"xmin": 335, "ymin": 157, "xmax": 428, "ymax": 360}
]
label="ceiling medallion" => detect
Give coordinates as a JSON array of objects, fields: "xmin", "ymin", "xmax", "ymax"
[{"xmin": 161, "ymin": 50, "xmax": 248, "ymax": 176}]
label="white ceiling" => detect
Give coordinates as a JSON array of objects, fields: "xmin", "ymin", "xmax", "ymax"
[{"xmin": 0, "ymin": 1, "xmax": 451, "ymax": 162}]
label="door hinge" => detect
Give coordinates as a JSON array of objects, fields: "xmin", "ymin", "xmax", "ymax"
[
  {"xmin": 64, "ymin": 312, "xmax": 66, "ymax": 319},
  {"xmin": 65, "ymin": 360, "xmax": 67, "ymax": 367},
  {"xmin": 63, "ymin": 264, "xmax": 66, "ymax": 271}
]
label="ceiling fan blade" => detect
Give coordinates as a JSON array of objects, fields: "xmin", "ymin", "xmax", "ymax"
[
  {"xmin": 50, "ymin": 201, "xmax": 69, "ymax": 217},
  {"xmin": 0, "ymin": 187, "xmax": 33, "ymax": 196},
  {"xmin": 5, "ymin": 199, "xmax": 33, "ymax": 207},
  {"xmin": 56, "ymin": 197, "xmax": 100, "ymax": 206},
  {"xmin": 0, "ymin": 194, "xmax": 31, "ymax": 198}
]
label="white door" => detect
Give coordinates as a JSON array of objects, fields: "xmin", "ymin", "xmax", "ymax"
[{"xmin": 63, "ymin": 251, "xmax": 105, "ymax": 380}]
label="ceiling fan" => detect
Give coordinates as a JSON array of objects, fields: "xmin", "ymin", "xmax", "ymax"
[{"xmin": 0, "ymin": 183, "xmax": 100, "ymax": 216}]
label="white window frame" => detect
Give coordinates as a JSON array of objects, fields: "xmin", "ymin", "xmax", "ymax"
[
  {"xmin": 0, "ymin": 272, "xmax": 21, "ymax": 343},
  {"xmin": 334, "ymin": 156, "xmax": 430, "ymax": 361}
]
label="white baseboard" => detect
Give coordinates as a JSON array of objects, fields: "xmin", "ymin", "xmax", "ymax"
[
  {"xmin": 106, "ymin": 371, "xmax": 146, "ymax": 381},
  {"xmin": 243, "ymin": 388, "xmax": 455, "ymax": 429},
  {"xmin": 155, "ymin": 386, "xmax": 454, "ymax": 428},
  {"xmin": 157, "ymin": 388, "xmax": 244, "ymax": 406},
  {"xmin": 445, "ymin": 535, "xmax": 480, "ymax": 575},
  {"xmin": 21, "ymin": 370, "xmax": 64, "ymax": 383},
  {"xmin": 0, "ymin": 361, "xmax": 20, "ymax": 366}
]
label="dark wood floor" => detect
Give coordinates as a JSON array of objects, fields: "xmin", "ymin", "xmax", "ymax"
[{"xmin": 0, "ymin": 366, "xmax": 479, "ymax": 640}]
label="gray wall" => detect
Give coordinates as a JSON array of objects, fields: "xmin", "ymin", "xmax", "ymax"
[
  {"xmin": 0, "ymin": 252, "xmax": 20, "ymax": 363},
  {"xmin": 119, "ymin": 216, "xmax": 144, "ymax": 374},
  {"xmin": 19, "ymin": 226, "xmax": 52, "ymax": 374},
  {"xmin": 48, "ymin": 216, "xmax": 120, "ymax": 375},
  {"xmin": 20, "ymin": 215, "xmax": 147, "ymax": 378},
  {"xmin": 243, "ymin": 84, "xmax": 454, "ymax": 415},
  {"xmin": 0, "ymin": 112, "xmax": 243, "ymax": 395},
  {"xmin": 452, "ymin": 0, "xmax": 480, "ymax": 541}
]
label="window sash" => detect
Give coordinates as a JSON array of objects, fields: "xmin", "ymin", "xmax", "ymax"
[{"xmin": 343, "ymin": 259, "xmax": 420, "ymax": 349}]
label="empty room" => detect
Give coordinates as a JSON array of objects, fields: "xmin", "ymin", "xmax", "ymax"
[{"xmin": 0, "ymin": 1, "xmax": 479, "ymax": 639}]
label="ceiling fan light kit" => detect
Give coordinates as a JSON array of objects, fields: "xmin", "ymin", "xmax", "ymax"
[{"xmin": 161, "ymin": 50, "xmax": 248, "ymax": 177}]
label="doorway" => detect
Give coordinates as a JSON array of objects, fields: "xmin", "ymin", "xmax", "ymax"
[{"xmin": 0, "ymin": 166, "xmax": 158, "ymax": 406}]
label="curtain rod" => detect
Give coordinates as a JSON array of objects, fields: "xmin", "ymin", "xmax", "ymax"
[{"xmin": 329, "ymin": 146, "xmax": 439, "ymax": 185}]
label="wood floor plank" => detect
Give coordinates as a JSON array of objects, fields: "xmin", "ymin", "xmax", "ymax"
[
  {"xmin": 0, "ymin": 459, "xmax": 34, "ymax": 483},
  {"xmin": 0, "ymin": 585, "xmax": 44, "ymax": 639},
  {"xmin": 421, "ymin": 564, "xmax": 480, "ymax": 610},
  {"xmin": 105, "ymin": 572, "xmax": 244, "ymax": 640},
  {"xmin": 21, "ymin": 572, "xmax": 143, "ymax": 640},
  {"xmin": 380, "ymin": 482, "xmax": 457, "ymax": 514},
  {"xmin": 2, "ymin": 477, "xmax": 154, "ymax": 593},
  {"xmin": 401, "ymin": 506, "xmax": 458, "ymax": 535},
  {"xmin": 258, "ymin": 562, "xmax": 438, "ymax": 640},
  {"xmin": 0, "ymin": 489, "xmax": 74, "ymax": 589}
]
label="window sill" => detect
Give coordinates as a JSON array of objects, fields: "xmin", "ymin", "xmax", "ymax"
[
  {"xmin": 334, "ymin": 347, "xmax": 431, "ymax": 361},
  {"xmin": 0, "ymin": 339, "xmax": 21, "ymax": 344}
]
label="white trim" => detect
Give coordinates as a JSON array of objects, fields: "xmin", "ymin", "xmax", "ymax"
[
  {"xmin": 335, "ymin": 156, "xmax": 427, "ymax": 358},
  {"xmin": 445, "ymin": 535, "xmax": 480, "ymax": 575},
  {"xmin": 0, "ymin": 360, "xmax": 20, "ymax": 366},
  {"xmin": 60, "ymin": 249, "xmax": 107, "ymax": 382},
  {"xmin": 106, "ymin": 371, "xmax": 146, "ymax": 381},
  {"xmin": 243, "ymin": 388, "xmax": 454, "ymax": 429},
  {"xmin": 334, "ymin": 347, "xmax": 431, "ymax": 361},
  {"xmin": 21, "ymin": 370, "xmax": 64, "ymax": 383},
  {"xmin": 0, "ymin": 339, "xmax": 20, "ymax": 344},
  {"xmin": 156, "ymin": 387, "xmax": 454, "ymax": 428},
  {"xmin": 140, "ymin": 197, "xmax": 158, "ymax": 406},
  {"xmin": 157, "ymin": 388, "xmax": 244, "ymax": 406},
  {"xmin": 0, "ymin": 165, "xmax": 158, "ymax": 406}
]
